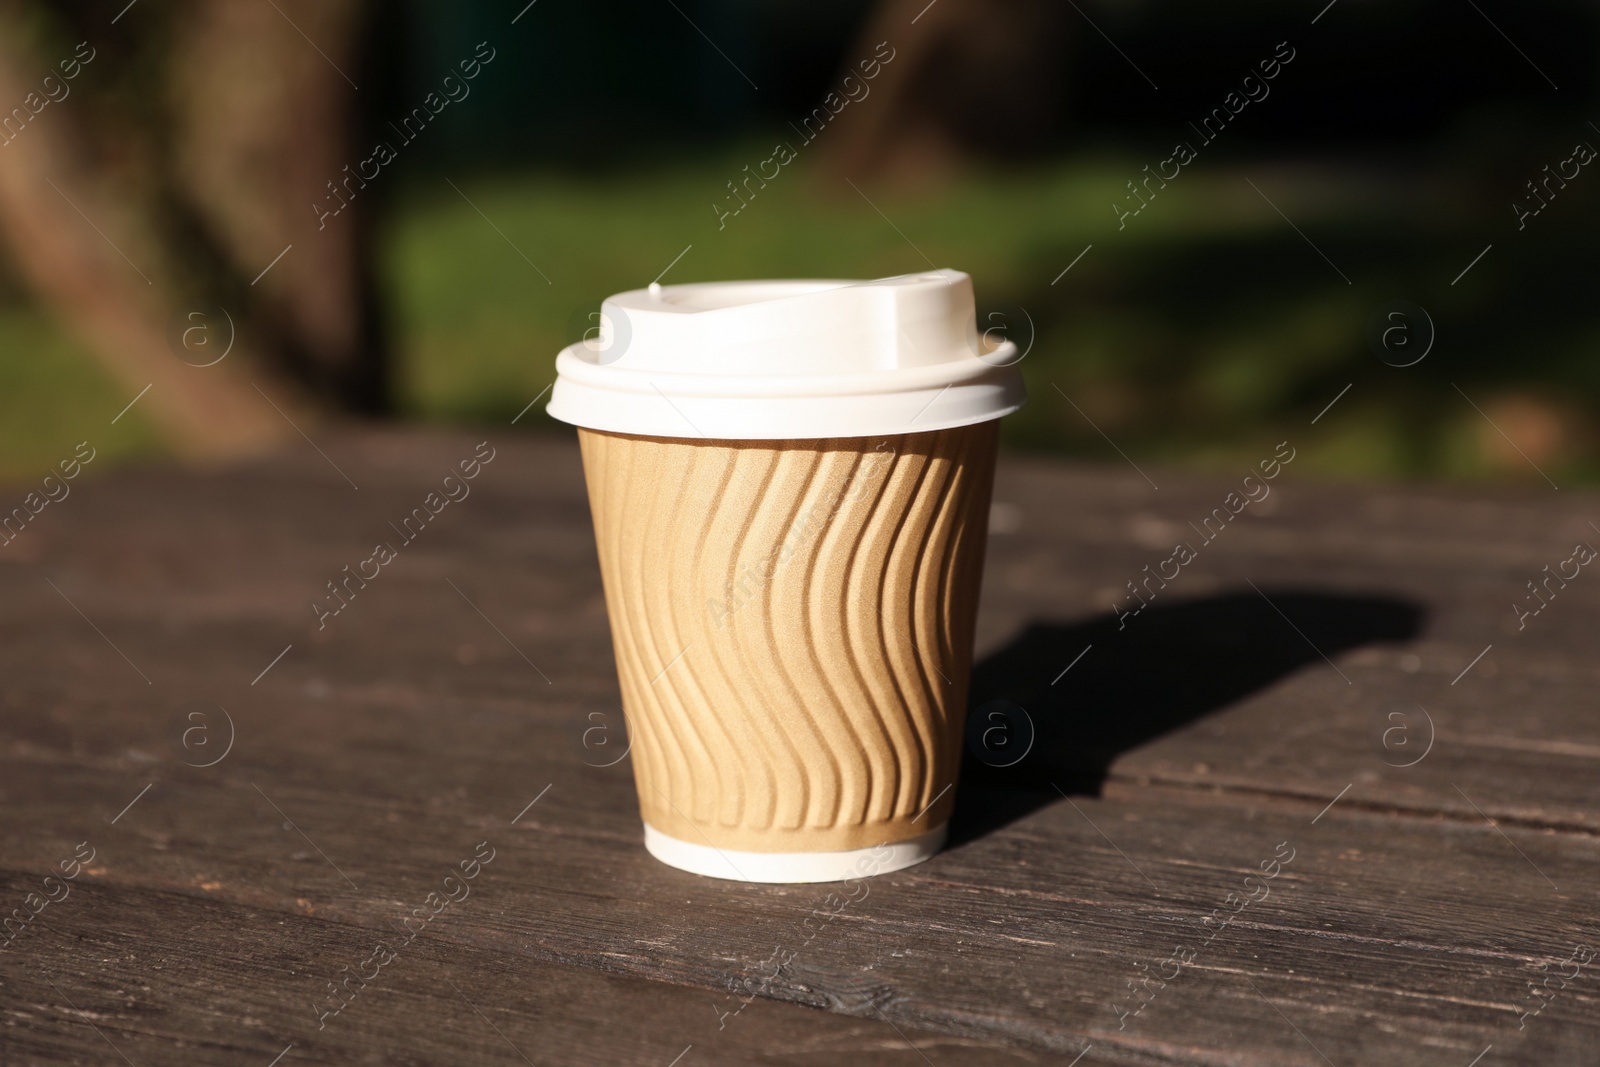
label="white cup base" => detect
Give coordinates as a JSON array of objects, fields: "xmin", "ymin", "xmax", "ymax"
[{"xmin": 642, "ymin": 823, "xmax": 947, "ymax": 883}]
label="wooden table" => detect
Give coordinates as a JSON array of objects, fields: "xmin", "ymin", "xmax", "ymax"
[{"xmin": 3, "ymin": 428, "xmax": 1596, "ymax": 1066}]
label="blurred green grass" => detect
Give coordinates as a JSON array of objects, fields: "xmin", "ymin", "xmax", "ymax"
[
  {"xmin": 388, "ymin": 147, "xmax": 1598, "ymax": 486},
  {"xmin": 3, "ymin": 147, "xmax": 1595, "ymax": 485},
  {"xmin": 0, "ymin": 309, "xmax": 164, "ymax": 481}
]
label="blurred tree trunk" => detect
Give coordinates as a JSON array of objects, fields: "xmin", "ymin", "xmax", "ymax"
[
  {"xmin": 169, "ymin": 0, "xmax": 386, "ymax": 414},
  {"xmin": 0, "ymin": 0, "xmax": 384, "ymax": 461},
  {"xmin": 818, "ymin": 0, "xmax": 1066, "ymax": 186}
]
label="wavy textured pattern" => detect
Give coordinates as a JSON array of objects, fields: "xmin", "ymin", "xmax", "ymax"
[{"xmin": 578, "ymin": 422, "xmax": 998, "ymax": 853}]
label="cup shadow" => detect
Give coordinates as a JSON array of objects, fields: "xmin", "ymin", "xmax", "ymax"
[{"xmin": 948, "ymin": 588, "xmax": 1426, "ymax": 848}]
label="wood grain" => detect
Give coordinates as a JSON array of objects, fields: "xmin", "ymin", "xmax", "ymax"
[{"xmin": 2, "ymin": 428, "xmax": 1597, "ymax": 1065}]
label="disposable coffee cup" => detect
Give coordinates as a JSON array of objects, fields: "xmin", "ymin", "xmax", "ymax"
[{"xmin": 549, "ymin": 270, "xmax": 1025, "ymax": 882}]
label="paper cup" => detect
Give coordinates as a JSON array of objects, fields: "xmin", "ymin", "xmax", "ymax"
[{"xmin": 551, "ymin": 271, "xmax": 1025, "ymax": 881}]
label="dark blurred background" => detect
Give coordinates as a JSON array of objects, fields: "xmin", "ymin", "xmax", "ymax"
[{"xmin": 0, "ymin": 0, "xmax": 1594, "ymax": 482}]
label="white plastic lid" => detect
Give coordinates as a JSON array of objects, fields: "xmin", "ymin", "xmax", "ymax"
[{"xmin": 546, "ymin": 269, "xmax": 1026, "ymax": 440}]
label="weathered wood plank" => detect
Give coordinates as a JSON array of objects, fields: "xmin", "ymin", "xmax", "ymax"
[
  {"xmin": 8, "ymin": 430, "xmax": 1600, "ymax": 836},
  {"xmin": 4, "ymin": 429, "xmax": 1600, "ymax": 1065},
  {"xmin": 1, "ymin": 719, "xmax": 1594, "ymax": 1064},
  {"xmin": 973, "ymin": 455, "xmax": 1600, "ymax": 834},
  {"xmin": 1, "ymin": 878, "xmax": 1043, "ymax": 1066}
]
